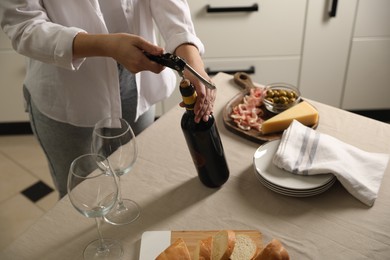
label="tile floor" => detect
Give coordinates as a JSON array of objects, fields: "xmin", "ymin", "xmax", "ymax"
[{"xmin": 0, "ymin": 134, "xmax": 59, "ymax": 251}]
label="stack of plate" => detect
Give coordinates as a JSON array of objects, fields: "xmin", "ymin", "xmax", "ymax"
[{"xmin": 253, "ymin": 140, "xmax": 336, "ymax": 197}]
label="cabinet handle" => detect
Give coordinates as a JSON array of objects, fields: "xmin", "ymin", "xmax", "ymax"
[
  {"xmin": 206, "ymin": 4, "xmax": 259, "ymax": 13},
  {"xmin": 329, "ymin": 0, "xmax": 338, "ymax": 17},
  {"xmin": 206, "ymin": 66, "xmax": 255, "ymax": 76}
]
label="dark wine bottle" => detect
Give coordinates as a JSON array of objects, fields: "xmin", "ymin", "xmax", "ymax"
[{"xmin": 180, "ymin": 79, "xmax": 229, "ymax": 188}]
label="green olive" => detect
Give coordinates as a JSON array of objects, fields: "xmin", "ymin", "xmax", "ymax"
[
  {"xmin": 280, "ymin": 96, "xmax": 289, "ymax": 104},
  {"xmin": 279, "ymin": 90, "xmax": 287, "ymax": 97},
  {"xmin": 265, "ymin": 86, "xmax": 299, "ymax": 107},
  {"xmin": 266, "ymin": 90, "xmax": 274, "ymax": 98},
  {"xmin": 273, "ymin": 90, "xmax": 280, "ymax": 97}
]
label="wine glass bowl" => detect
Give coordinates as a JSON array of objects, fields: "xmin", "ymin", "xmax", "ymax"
[
  {"xmin": 92, "ymin": 117, "xmax": 140, "ymax": 225},
  {"xmin": 67, "ymin": 153, "xmax": 123, "ymax": 259}
]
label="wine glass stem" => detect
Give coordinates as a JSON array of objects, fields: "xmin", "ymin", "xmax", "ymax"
[
  {"xmin": 95, "ymin": 217, "xmax": 108, "ymax": 253},
  {"xmin": 116, "ymin": 176, "xmax": 127, "ymax": 211}
]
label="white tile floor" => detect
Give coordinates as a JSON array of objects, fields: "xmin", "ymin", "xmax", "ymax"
[{"xmin": 0, "ymin": 134, "xmax": 59, "ymax": 251}]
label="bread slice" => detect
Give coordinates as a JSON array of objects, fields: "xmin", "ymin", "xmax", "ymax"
[
  {"xmin": 253, "ymin": 239, "xmax": 290, "ymax": 260},
  {"xmin": 230, "ymin": 234, "xmax": 258, "ymax": 260},
  {"xmin": 155, "ymin": 238, "xmax": 191, "ymax": 260},
  {"xmin": 193, "ymin": 235, "xmax": 213, "ymax": 260},
  {"xmin": 211, "ymin": 230, "xmax": 236, "ymax": 260}
]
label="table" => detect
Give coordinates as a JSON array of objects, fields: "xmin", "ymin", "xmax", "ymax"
[{"xmin": 2, "ymin": 73, "xmax": 390, "ymax": 260}]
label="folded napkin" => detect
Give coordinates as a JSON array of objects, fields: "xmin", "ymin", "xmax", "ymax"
[{"xmin": 273, "ymin": 120, "xmax": 390, "ymax": 206}]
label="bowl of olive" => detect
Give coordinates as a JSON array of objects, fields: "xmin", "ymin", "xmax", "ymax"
[{"xmin": 263, "ymin": 83, "xmax": 301, "ymax": 114}]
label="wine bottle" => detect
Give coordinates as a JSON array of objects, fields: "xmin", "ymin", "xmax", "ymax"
[{"xmin": 180, "ymin": 79, "xmax": 229, "ymax": 188}]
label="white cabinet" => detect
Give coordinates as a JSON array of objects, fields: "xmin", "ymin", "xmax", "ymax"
[
  {"xmin": 299, "ymin": 0, "xmax": 390, "ymax": 110},
  {"xmin": 298, "ymin": 0, "xmax": 358, "ymax": 108},
  {"xmin": 188, "ymin": 0, "xmax": 306, "ymax": 85},
  {"xmin": 342, "ymin": 0, "xmax": 390, "ymax": 110},
  {"xmin": 0, "ymin": 30, "xmax": 28, "ymax": 123},
  {"xmin": 160, "ymin": 0, "xmax": 307, "ymax": 116}
]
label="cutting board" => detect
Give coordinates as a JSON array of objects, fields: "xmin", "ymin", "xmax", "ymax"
[
  {"xmin": 139, "ymin": 230, "xmax": 262, "ymax": 260},
  {"xmin": 223, "ymin": 72, "xmax": 318, "ymax": 143}
]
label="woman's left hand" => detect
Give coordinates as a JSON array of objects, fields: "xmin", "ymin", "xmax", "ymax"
[{"xmin": 175, "ymin": 44, "xmax": 216, "ymax": 123}]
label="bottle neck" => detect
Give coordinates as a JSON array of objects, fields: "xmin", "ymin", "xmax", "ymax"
[{"xmin": 180, "ymin": 79, "xmax": 197, "ymax": 111}]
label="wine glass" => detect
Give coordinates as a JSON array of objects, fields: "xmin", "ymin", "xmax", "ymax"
[
  {"xmin": 92, "ymin": 117, "xmax": 139, "ymax": 225},
  {"xmin": 67, "ymin": 153, "xmax": 123, "ymax": 259}
]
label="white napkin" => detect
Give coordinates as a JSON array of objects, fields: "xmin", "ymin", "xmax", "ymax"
[{"xmin": 273, "ymin": 120, "xmax": 390, "ymax": 206}]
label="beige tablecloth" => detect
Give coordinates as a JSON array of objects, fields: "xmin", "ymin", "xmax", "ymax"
[{"xmin": 2, "ymin": 73, "xmax": 390, "ymax": 260}]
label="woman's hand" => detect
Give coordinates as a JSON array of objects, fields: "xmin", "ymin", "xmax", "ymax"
[
  {"xmin": 73, "ymin": 32, "xmax": 165, "ymax": 74},
  {"xmin": 175, "ymin": 44, "xmax": 216, "ymax": 123}
]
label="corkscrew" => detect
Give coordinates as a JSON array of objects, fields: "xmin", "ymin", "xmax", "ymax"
[{"xmin": 144, "ymin": 52, "xmax": 216, "ymax": 90}]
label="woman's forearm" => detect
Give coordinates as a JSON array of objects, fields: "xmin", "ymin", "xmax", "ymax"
[
  {"xmin": 72, "ymin": 33, "xmax": 114, "ymax": 59},
  {"xmin": 72, "ymin": 32, "xmax": 165, "ymax": 74}
]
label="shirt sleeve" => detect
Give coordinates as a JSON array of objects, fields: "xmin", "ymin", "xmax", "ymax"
[
  {"xmin": 150, "ymin": 0, "xmax": 204, "ymax": 55},
  {"xmin": 0, "ymin": 0, "xmax": 86, "ymax": 70}
]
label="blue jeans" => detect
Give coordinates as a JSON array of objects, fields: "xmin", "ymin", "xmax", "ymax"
[{"xmin": 24, "ymin": 66, "xmax": 155, "ymax": 198}]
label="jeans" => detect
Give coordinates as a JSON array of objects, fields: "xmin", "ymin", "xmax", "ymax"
[{"xmin": 24, "ymin": 66, "xmax": 155, "ymax": 198}]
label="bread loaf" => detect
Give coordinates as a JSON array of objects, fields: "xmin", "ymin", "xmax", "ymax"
[
  {"xmin": 155, "ymin": 238, "xmax": 191, "ymax": 260},
  {"xmin": 193, "ymin": 235, "xmax": 213, "ymax": 260},
  {"xmin": 211, "ymin": 230, "xmax": 236, "ymax": 260},
  {"xmin": 155, "ymin": 231, "xmax": 289, "ymax": 260},
  {"xmin": 253, "ymin": 239, "xmax": 290, "ymax": 260},
  {"xmin": 230, "ymin": 234, "xmax": 257, "ymax": 260}
]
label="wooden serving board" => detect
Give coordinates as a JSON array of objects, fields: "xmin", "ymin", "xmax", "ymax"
[
  {"xmin": 223, "ymin": 72, "xmax": 318, "ymax": 143},
  {"xmin": 171, "ymin": 230, "xmax": 263, "ymax": 255}
]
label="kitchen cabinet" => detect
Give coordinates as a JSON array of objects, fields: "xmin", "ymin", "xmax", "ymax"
[
  {"xmin": 159, "ymin": 0, "xmax": 307, "ymax": 116},
  {"xmin": 342, "ymin": 0, "xmax": 390, "ymax": 110},
  {"xmin": 0, "ymin": 29, "xmax": 28, "ymax": 123},
  {"xmin": 299, "ymin": 0, "xmax": 390, "ymax": 110},
  {"xmin": 298, "ymin": 0, "xmax": 358, "ymax": 108}
]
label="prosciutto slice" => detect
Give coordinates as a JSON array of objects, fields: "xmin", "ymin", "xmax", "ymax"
[{"xmin": 230, "ymin": 87, "xmax": 264, "ymax": 131}]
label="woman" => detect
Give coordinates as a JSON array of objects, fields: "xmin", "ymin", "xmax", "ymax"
[{"xmin": 0, "ymin": 0, "xmax": 215, "ymax": 198}]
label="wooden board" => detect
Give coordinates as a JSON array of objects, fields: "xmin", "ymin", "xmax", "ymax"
[
  {"xmin": 223, "ymin": 72, "xmax": 318, "ymax": 143},
  {"xmin": 171, "ymin": 230, "xmax": 263, "ymax": 256}
]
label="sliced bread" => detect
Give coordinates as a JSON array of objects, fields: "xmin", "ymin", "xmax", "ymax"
[
  {"xmin": 230, "ymin": 234, "xmax": 258, "ymax": 260},
  {"xmin": 155, "ymin": 238, "xmax": 191, "ymax": 260},
  {"xmin": 211, "ymin": 230, "xmax": 236, "ymax": 260},
  {"xmin": 193, "ymin": 235, "xmax": 213, "ymax": 260},
  {"xmin": 253, "ymin": 239, "xmax": 290, "ymax": 260}
]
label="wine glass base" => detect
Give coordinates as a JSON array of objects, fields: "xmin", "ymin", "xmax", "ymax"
[
  {"xmin": 104, "ymin": 198, "xmax": 140, "ymax": 225},
  {"xmin": 83, "ymin": 238, "xmax": 123, "ymax": 259}
]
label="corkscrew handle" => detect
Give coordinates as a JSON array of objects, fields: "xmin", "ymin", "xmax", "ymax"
[{"xmin": 144, "ymin": 52, "xmax": 216, "ymax": 90}]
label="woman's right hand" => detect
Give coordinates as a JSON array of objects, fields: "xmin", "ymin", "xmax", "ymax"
[{"xmin": 73, "ymin": 32, "xmax": 165, "ymax": 74}]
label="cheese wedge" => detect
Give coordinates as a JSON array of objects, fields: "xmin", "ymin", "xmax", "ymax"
[{"xmin": 261, "ymin": 101, "xmax": 318, "ymax": 134}]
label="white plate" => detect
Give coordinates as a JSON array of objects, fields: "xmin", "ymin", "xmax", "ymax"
[
  {"xmin": 256, "ymin": 170, "xmax": 336, "ymax": 193},
  {"xmin": 256, "ymin": 172, "xmax": 336, "ymax": 197},
  {"xmin": 253, "ymin": 140, "xmax": 335, "ymax": 190}
]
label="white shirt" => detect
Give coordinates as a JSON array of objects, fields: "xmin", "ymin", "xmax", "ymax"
[{"xmin": 0, "ymin": 0, "xmax": 204, "ymax": 126}]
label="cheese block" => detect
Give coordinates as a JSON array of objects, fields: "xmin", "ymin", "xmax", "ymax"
[{"xmin": 261, "ymin": 101, "xmax": 318, "ymax": 134}]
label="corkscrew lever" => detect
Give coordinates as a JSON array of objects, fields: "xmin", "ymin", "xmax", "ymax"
[{"xmin": 144, "ymin": 52, "xmax": 216, "ymax": 90}]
